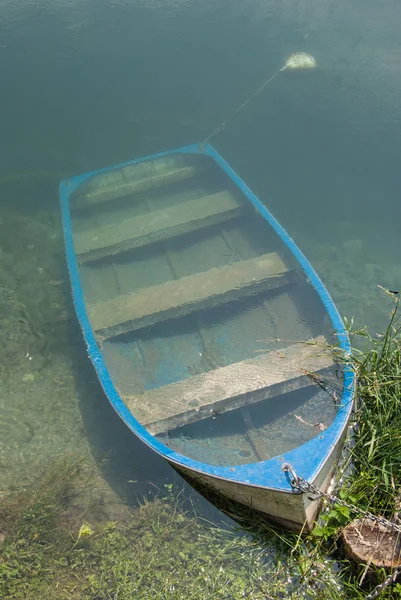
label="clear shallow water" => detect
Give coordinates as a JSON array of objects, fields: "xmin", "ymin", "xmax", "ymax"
[{"xmin": 0, "ymin": 0, "xmax": 401, "ymax": 567}]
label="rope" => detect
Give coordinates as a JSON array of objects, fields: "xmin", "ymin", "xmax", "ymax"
[{"xmin": 200, "ymin": 68, "xmax": 285, "ymax": 148}]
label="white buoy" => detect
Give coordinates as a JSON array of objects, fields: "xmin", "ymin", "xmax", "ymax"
[{"xmin": 281, "ymin": 52, "xmax": 317, "ymax": 72}]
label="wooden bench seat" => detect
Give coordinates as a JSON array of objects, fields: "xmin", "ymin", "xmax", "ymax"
[
  {"xmin": 88, "ymin": 252, "xmax": 292, "ymax": 339},
  {"xmin": 75, "ymin": 190, "xmax": 244, "ymax": 263},
  {"xmin": 122, "ymin": 337, "xmax": 334, "ymax": 434},
  {"xmin": 71, "ymin": 157, "xmax": 204, "ymax": 210}
]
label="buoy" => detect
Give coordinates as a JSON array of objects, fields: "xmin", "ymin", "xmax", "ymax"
[{"xmin": 281, "ymin": 52, "xmax": 317, "ymax": 72}]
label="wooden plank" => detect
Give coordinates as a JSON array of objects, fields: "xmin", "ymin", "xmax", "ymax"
[
  {"xmin": 75, "ymin": 191, "xmax": 244, "ymax": 263},
  {"xmin": 122, "ymin": 337, "xmax": 334, "ymax": 434},
  {"xmin": 88, "ymin": 252, "xmax": 292, "ymax": 339},
  {"xmin": 71, "ymin": 158, "xmax": 203, "ymax": 210}
]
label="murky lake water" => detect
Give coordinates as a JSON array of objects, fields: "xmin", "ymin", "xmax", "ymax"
[{"xmin": 1, "ymin": 0, "xmax": 401, "ymax": 590}]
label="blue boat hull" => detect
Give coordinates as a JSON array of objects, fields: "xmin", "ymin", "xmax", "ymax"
[{"xmin": 60, "ymin": 143, "xmax": 355, "ymax": 531}]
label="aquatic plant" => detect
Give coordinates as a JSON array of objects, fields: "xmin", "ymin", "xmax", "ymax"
[
  {"xmin": 0, "ymin": 455, "xmax": 295, "ymax": 599},
  {"xmin": 0, "ymin": 452, "xmax": 355, "ymax": 599}
]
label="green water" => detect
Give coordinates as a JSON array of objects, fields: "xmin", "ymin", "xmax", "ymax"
[{"xmin": 1, "ymin": 0, "xmax": 401, "ymax": 594}]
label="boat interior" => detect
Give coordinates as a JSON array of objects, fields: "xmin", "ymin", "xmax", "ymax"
[{"xmin": 69, "ymin": 151, "xmax": 343, "ymax": 467}]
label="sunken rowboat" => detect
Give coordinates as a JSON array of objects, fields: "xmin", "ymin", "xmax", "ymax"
[{"xmin": 60, "ymin": 144, "xmax": 355, "ymax": 531}]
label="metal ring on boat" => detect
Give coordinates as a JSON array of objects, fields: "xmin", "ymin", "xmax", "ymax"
[{"xmin": 281, "ymin": 462, "xmax": 301, "ymax": 489}]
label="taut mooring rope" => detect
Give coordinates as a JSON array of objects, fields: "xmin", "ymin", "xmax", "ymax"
[{"xmin": 199, "ymin": 71, "xmax": 281, "ymax": 148}]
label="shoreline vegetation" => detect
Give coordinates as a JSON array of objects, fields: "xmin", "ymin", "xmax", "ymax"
[{"xmin": 2, "ymin": 291, "xmax": 401, "ymax": 599}]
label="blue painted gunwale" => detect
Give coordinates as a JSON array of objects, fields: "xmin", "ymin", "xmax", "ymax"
[{"xmin": 60, "ymin": 142, "xmax": 355, "ymax": 493}]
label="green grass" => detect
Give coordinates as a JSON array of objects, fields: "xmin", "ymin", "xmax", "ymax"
[
  {"xmin": 344, "ymin": 292, "xmax": 401, "ymax": 517},
  {"xmin": 317, "ymin": 291, "xmax": 401, "ymax": 521}
]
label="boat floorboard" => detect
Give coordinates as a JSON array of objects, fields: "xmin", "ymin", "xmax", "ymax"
[
  {"xmin": 88, "ymin": 252, "xmax": 291, "ymax": 339},
  {"xmin": 122, "ymin": 336, "xmax": 334, "ymax": 434},
  {"xmin": 75, "ymin": 190, "xmax": 244, "ymax": 263}
]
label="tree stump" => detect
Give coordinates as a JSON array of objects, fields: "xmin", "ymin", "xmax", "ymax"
[{"xmin": 342, "ymin": 518, "xmax": 401, "ymax": 568}]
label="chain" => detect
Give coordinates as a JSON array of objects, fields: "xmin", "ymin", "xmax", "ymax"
[
  {"xmin": 282, "ymin": 463, "xmax": 401, "ymax": 534},
  {"xmin": 282, "ymin": 463, "xmax": 401, "ymax": 599},
  {"xmin": 363, "ymin": 568, "xmax": 401, "ymax": 600}
]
